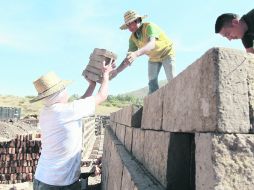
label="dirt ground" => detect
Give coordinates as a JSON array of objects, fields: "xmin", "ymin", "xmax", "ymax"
[{"xmin": 0, "ymin": 121, "xmax": 39, "ymax": 141}]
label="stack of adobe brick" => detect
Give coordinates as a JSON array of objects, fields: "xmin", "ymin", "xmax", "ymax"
[
  {"xmin": 0, "ymin": 133, "xmax": 41, "ymax": 184},
  {"xmin": 82, "ymin": 48, "xmax": 117, "ymax": 83}
]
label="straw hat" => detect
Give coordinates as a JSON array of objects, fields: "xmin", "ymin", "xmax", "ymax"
[
  {"xmin": 120, "ymin": 10, "xmax": 148, "ymax": 30},
  {"xmin": 30, "ymin": 71, "xmax": 72, "ymax": 103}
]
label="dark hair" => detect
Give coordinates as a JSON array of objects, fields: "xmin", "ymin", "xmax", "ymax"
[
  {"xmin": 215, "ymin": 13, "xmax": 239, "ymax": 33},
  {"xmin": 135, "ymin": 17, "xmax": 142, "ymax": 24}
]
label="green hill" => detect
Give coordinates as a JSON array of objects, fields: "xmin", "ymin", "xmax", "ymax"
[{"xmin": 123, "ymin": 80, "xmax": 168, "ymax": 98}]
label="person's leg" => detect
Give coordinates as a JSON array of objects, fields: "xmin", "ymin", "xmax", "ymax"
[
  {"xmin": 148, "ymin": 61, "xmax": 162, "ymax": 94},
  {"xmin": 162, "ymin": 56, "xmax": 175, "ymax": 81}
]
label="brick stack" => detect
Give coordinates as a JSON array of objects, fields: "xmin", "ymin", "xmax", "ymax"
[
  {"xmin": 82, "ymin": 48, "xmax": 117, "ymax": 83},
  {"xmin": 0, "ymin": 133, "xmax": 41, "ymax": 184}
]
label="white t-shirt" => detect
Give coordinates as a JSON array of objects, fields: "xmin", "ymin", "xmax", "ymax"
[{"xmin": 35, "ymin": 97, "xmax": 95, "ymax": 186}]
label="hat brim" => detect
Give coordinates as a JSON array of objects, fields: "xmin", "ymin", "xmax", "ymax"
[
  {"xmin": 120, "ymin": 15, "xmax": 148, "ymax": 30},
  {"xmin": 30, "ymin": 80, "xmax": 72, "ymax": 103}
]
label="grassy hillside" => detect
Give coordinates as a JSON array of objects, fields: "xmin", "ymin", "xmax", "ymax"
[
  {"xmin": 124, "ymin": 80, "xmax": 168, "ymax": 98},
  {"xmin": 0, "ymin": 80, "xmax": 167, "ymax": 117},
  {"xmin": 0, "ymin": 95, "xmax": 121, "ymax": 117}
]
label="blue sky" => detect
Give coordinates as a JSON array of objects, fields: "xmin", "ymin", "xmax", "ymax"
[{"xmin": 0, "ymin": 0, "xmax": 252, "ymax": 97}]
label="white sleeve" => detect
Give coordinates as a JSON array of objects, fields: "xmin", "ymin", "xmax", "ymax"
[{"xmin": 71, "ymin": 96, "xmax": 96, "ymax": 119}]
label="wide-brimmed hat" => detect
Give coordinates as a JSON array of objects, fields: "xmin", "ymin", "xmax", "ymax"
[
  {"xmin": 30, "ymin": 71, "xmax": 72, "ymax": 103},
  {"xmin": 120, "ymin": 10, "xmax": 148, "ymax": 30}
]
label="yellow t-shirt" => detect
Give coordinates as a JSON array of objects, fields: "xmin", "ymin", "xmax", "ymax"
[{"xmin": 129, "ymin": 22, "xmax": 175, "ymax": 62}]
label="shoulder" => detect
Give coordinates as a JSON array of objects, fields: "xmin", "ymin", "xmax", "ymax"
[{"xmin": 241, "ymin": 34, "xmax": 254, "ymax": 48}]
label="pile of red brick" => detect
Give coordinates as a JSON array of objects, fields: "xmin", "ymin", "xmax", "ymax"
[{"xmin": 0, "ymin": 133, "xmax": 41, "ymax": 184}]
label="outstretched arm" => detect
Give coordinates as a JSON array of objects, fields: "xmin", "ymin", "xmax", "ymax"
[
  {"xmin": 126, "ymin": 37, "xmax": 156, "ymax": 63},
  {"xmin": 110, "ymin": 59, "xmax": 129, "ymax": 79},
  {"xmin": 80, "ymin": 80, "xmax": 96, "ymax": 99},
  {"xmin": 94, "ymin": 61, "xmax": 114, "ymax": 105}
]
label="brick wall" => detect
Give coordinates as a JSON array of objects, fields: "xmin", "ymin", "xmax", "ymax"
[{"xmin": 102, "ymin": 47, "xmax": 254, "ymax": 190}]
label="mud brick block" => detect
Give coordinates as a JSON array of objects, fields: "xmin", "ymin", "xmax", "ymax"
[
  {"xmin": 143, "ymin": 131, "xmax": 195, "ymax": 189},
  {"xmin": 28, "ymin": 166, "xmax": 32, "ymax": 173},
  {"xmin": 163, "ymin": 48, "xmax": 253, "ymax": 133},
  {"xmin": 8, "ymin": 148, "xmax": 15, "ymax": 154},
  {"xmin": 5, "ymin": 154, "xmax": 10, "ymax": 161},
  {"xmin": 110, "ymin": 121, "xmax": 117, "ymax": 134},
  {"xmin": 5, "ymin": 174, "xmax": 10, "ymax": 180},
  {"xmin": 27, "ymin": 153, "xmax": 32, "ymax": 160},
  {"xmin": 82, "ymin": 48, "xmax": 117, "ymax": 83},
  {"xmin": 0, "ymin": 174, "xmax": 5, "ymax": 181},
  {"xmin": 114, "ymin": 105, "xmax": 143, "ymax": 127},
  {"xmin": 196, "ymin": 133, "xmax": 254, "ymax": 190},
  {"xmin": 141, "ymin": 86, "xmax": 165, "ymax": 130},
  {"xmin": 132, "ymin": 128, "xmax": 145, "ymax": 164},
  {"xmin": 115, "ymin": 124, "xmax": 126, "ymax": 145},
  {"xmin": 0, "ymin": 154, "xmax": 4, "ymax": 161},
  {"xmin": 11, "ymin": 167, "xmax": 16, "ymax": 173},
  {"xmin": 105, "ymin": 130, "xmax": 123, "ymax": 190},
  {"xmin": 110, "ymin": 111, "xmax": 116, "ymax": 122},
  {"xmin": 85, "ymin": 65, "xmax": 102, "ymax": 75},
  {"xmin": 0, "ymin": 148, "xmax": 6, "ymax": 154},
  {"xmin": 92, "ymin": 48, "xmax": 117, "ymax": 59},
  {"xmin": 124, "ymin": 126, "xmax": 133, "ymax": 152},
  {"xmin": 9, "ymin": 140, "xmax": 15, "ymax": 148},
  {"xmin": 27, "ymin": 173, "xmax": 33, "ymax": 181},
  {"xmin": 22, "ymin": 173, "xmax": 27, "ymax": 181},
  {"xmin": 82, "ymin": 70, "xmax": 102, "ymax": 83}
]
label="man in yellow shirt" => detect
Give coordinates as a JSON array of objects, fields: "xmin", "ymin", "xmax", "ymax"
[{"xmin": 112, "ymin": 10, "xmax": 175, "ymax": 94}]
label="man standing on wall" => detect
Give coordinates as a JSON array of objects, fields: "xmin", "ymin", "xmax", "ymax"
[{"xmin": 112, "ymin": 10, "xmax": 175, "ymax": 94}]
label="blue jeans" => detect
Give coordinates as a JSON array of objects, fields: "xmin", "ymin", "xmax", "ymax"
[
  {"xmin": 33, "ymin": 179, "xmax": 81, "ymax": 190},
  {"xmin": 148, "ymin": 56, "xmax": 175, "ymax": 94}
]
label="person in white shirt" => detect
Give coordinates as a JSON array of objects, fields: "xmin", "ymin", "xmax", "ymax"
[{"xmin": 30, "ymin": 62, "xmax": 113, "ymax": 190}]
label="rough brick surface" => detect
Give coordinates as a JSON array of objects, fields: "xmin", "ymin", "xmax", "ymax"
[
  {"xmin": 102, "ymin": 127, "xmax": 165, "ymax": 190},
  {"xmin": 115, "ymin": 124, "xmax": 126, "ymax": 145},
  {"xmin": 141, "ymin": 86, "xmax": 165, "ymax": 130},
  {"xmin": 132, "ymin": 128, "xmax": 145, "ymax": 165},
  {"xmin": 163, "ymin": 48, "xmax": 252, "ymax": 133},
  {"xmin": 124, "ymin": 126, "xmax": 133, "ymax": 153},
  {"xmin": 113, "ymin": 105, "xmax": 143, "ymax": 127},
  {"xmin": 143, "ymin": 130, "xmax": 170, "ymax": 187},
  {"xmin": 195, "ymin": 133, "xmax": 254, "ymax": 190},
  {"xmin": 246, "ymin": 54, "xmax": 254, "ymax": 132}
]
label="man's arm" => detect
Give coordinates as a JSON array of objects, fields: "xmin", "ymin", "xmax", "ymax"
[
  {"xmin": 246, "ymin": 47, "xmax": 254, "ymax": 54},
  {"xmin": 126, "ymin": 37, "xmax": 156, "ymax": 63},
  {"xmin": 94, "ymin": 63, "xmax": 113, "ymax": 105},
  {"xmin": 80, "ymin": 81, "xmax": 96, "ymax": 99},
  {"xmin": 110, "ymin": 37, "xmax": 156, "ymax": 79}
]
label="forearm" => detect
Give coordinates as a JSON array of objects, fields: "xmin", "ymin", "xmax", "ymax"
[
  {"xmin": 80, "ymin": 83, "xmax": 96, "ymax": 99},
  {"xmin": 116, "ymin": 60, "xmax": 129, "ymax": 73},
  {"xmin": 136, "ymin": 38, "xmax": 155, "ymax": 56},
  {"xmin": 95, "ymin": 74, "xmax": 109, "ymax": 105}
]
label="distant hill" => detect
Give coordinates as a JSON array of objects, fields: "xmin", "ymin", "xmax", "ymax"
[{"xmin": 123, "ymin": 80, "xmax": 168, "ymax": 98}]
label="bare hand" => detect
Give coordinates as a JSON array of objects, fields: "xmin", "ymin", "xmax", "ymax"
[
  {"xmin": 126, "ymin": 51, "xmax": 138, "ymax": 65},
  {"xmin": 102, "ymin": 59, "xmax": 115, "ymax": 78}
]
